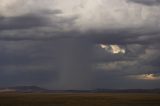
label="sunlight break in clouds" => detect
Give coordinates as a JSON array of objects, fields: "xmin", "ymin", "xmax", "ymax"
[
  {"xmin": 129, "ymin": 74, "xmax": 160, "ymax": 80},
  {"xmin": 100, "ymin": 44, "xmax": 126, "ymax": 54}
]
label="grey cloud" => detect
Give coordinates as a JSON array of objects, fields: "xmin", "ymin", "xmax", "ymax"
[
  {"xmin": 92, "ymin": 69, "xmax": 160, "ymax": 89},
  {"xmin": 0, "ymin": 41, "xmax": 59, "ymax": 88},
  {"xmin": 0, "ymin": 39, "xmax": 93, "ymax": 89},
  {"xmin": 0, "ymin": 9, "xmax": 63, "ymax": 31},
  {"xmin": 128, "ymin": 0, "xmax": 160, "ymax": 6},
  {"xmin": 53, "ymin": 38, "xmax": 93, "ymax": 89},
  {"xmin": 0, "ymin": 68, "xmax": 58, "ymax": 87},
  {"xmin": 0, "ymin": 0, "xmax": 160, "ymax": 89},
  {"xmin": 0, "ymin": 28, "xmax": 160, "ymax": 89},
  {"xmin": 0, "ymin": 15, "xmax": 49, "ymax": 30},
  {"xmin": 90, "ymin": 30, "xmax": 160, "ymax": 46},
  {"xmin": 0, "ymin": 27, "xmax": 160, "ymax": 89}
]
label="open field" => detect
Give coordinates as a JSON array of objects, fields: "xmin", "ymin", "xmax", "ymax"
[{"xmin": 0, "ymin": 93, "xmax": 160, "ymax": 106}]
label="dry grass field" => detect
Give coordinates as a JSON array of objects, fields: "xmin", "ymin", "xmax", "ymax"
[{"xmin": 0, "ymin": 93, "xmax": 160, "ymax": 106}]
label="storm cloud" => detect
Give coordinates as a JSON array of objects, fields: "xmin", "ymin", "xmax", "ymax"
[
  {"xmin": 128, "ymin": 0, "xmax": 160, "ymax": 6},
  {"xmin": 0, "ymin": 0, "xmax": 160, "ymax": 89}
]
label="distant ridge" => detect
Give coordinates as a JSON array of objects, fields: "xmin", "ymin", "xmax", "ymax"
[
  {"xmin": 0, "ymin": 86, "xmax": 49, "ymax": 93},
  {"xmin": 92, "ymin": 88, "xmax": 160, "ymax": 93},
  {"xmin": 0, "ymin": 86, "xmax": 160, "ymax": 93}
]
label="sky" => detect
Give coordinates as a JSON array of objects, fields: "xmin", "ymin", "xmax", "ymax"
[{"xmin": 0, "ymin": 0, "xmax": 160, "ymax": 90}]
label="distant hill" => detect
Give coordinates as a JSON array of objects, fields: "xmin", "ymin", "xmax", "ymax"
[
  {"xmin": 0, "ymin": 86, "xmax": 160, "ymax": 93},
  {"xmin": 92, "ymin": 89, "xmax": 160, "ymax": 93},
  {"xmin": 0, "ymin": 86, "xmax": 49, "ymax": 93}
]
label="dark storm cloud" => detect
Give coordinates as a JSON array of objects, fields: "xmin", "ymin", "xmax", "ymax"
[
  {"xmin": 128, "ymin": 0, "xmax": 160, "ymax": 6},
  {"xmin": 0, "ymin": 28, "xmax": 160, "ymax": 89},
  {"xmin": 0, "ymin": 38, "xmax": 93, "ymax": 89},
  {"xmin": 89, "ymin": 28, "xmax": 160, "ymax": 45},
  {"xmin": 0, "ymin": 67, "xmax": 58, "ymax": 87},
  {"xmin": 0, "ymin": 15, "xmax": 49, "ymax": 30},
  {"xmin": 0, "ymin": 26, "xmax": 160, "ymax": 89},
  {"xmin": 0, "ymin": 41, "xmax": 59, "ymax": 88},
  {"xmin": 93, "ymin": 71, "xmax": 160, "ymax": 89},
  {"xmin": 0, "ymin": 9, "xmax": 78, "ymax": 41},
  {"xmin": 141, "ymin": 46, "xmax": 160, "ymax": 68},
  {"xmin": 53, "ymin": 38, "xmax": 93, "ymax": 89},
  {"xmin": 0, "ymin": 9, "xmax": 63, "ymax": 31},
  {"xmin": 0, "ymin": 0, "xmax": 160, "ymax": 89}
]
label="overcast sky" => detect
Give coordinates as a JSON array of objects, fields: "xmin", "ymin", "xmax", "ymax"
[{"xmin": 0, "ymin": 0, "xmax": 160, "ymax": 89}]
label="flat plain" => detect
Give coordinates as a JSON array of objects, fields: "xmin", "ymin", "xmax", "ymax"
[{"xmin": 0, "ymin": 93, "xmax": 160, "ymax": 106}]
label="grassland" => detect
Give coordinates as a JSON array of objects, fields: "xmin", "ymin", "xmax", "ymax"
[{"xmin": 0, "ymin": 93, "xmax": 160, "ymax": 106}]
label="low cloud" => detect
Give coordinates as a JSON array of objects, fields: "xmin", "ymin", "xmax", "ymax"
[{"xmin": 128, "ymin": 0, "xmax": 160, "ymax": 6}]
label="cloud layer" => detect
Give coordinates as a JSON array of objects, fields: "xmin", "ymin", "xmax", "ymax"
[
  {"xmin": 128, "ymin": 0, "xmax": 160, "ymax": 6},
  {"xmin": 0, "ymin": 0, "xmax": 160, "ymax": 89}
]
